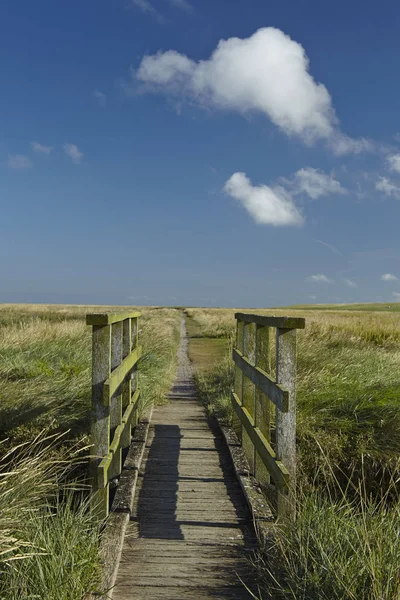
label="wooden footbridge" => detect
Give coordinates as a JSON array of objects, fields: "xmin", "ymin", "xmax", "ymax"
[{"xmin": 86, "ymin": 310, "xmax": 305, "ymax": 599}]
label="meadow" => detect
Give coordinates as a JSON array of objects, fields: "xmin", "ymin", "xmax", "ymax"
[
  {"xmin": 186, "ymin": 305, "xmax": 400, "ymax": 600},
  {"xmin": 0, "ymin": 304, "xmax": 181, "ymax": 599},
  {"xmin": 1, "ymin": 302, "xmax": 400, "ymax": 599}
]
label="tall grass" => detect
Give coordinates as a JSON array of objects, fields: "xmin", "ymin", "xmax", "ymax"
[{"xmin": 0, "ymin": 432, "xmax": 100, "ymax": 599}]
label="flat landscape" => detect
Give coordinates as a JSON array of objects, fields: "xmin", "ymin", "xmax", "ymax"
[{"xmin": 1, "ymin": 303, "xmax": 400, "ymax": 599}]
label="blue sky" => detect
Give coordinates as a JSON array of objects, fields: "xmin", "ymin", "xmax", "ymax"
[{"xmin": 2, "ymin": 0, "xmax": 400, "ymax": 307}]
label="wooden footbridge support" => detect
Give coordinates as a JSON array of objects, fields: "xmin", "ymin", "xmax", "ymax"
[{"xmin": 86, "ymin": 311, "xmax": 304, "ymax": 599}]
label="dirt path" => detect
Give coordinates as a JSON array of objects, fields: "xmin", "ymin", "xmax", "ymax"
[{"xmin": 113, "ymin": 316, "xmax": 257, "ymax": 599}]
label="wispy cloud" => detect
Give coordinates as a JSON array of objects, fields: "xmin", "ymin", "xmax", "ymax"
[
  {"xmin": 375, "ymin": 176, "xmax": 400, "ymax": 199},
  {"xmin": 392, "ymin": 292, "xmax": 400, "ymax": 300},
  {"xmin": 135, "ymin": 27, "xmax": 371, "ymax": 153},
  {"xmin": 387, "ymin": 153, "xmax": 400, "ymax": 173},
  {"xmin": 382, "ymin": 273, "xmax": 398, "ymax": 281},
  {"xmin": 223, "ymin": 172, "xmax": 304, "ymax": 227},
  {"xmin": 289, "ymin": 167, "xmax": 347, "ymax": 199},
  {"xmin": 344, "ymin": 278, "xmax": 357, "ymax": 288},
  {"xmin": 63, "ymin": 143, "xmax": 83, "ymax": 164},
  {"xmin": 31, "ymin": 141, "xmax": 53, "ymax": 154},
  {"xmin": 307, "ymin": 274, "xmax": 333, "ymax": 283},
  {"xmin": 131, "ymin": 0, "xmax": 164, "ymax": 22},
  {"xmin": 315, "ymin": 239, "xmax": 342, "ymax": 256},
  {"xmin": 7, "ymin": 154, "xmax": 32, "ymax": 169},
  {"xmin": 92, "ymin": 89, "xmax": 106, "ymax": 107}
]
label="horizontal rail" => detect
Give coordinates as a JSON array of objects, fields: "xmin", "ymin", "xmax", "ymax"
[
  {"xmin": 86, "ymin": 310, "xmax": 141, "ymax": 326},
  {"xmin": 103, "ymin": 346, "xmax": 142, "ymax": 404},
  {"xmin": 232, "ymin": 348, "xmax": 288, "ymax": 412},
  {"xmin": 231, "ymin": 392, "xmax": 289, "ymax": 490},
  {"xmin": 235, "ymin": 313, "xmax": 305, "ymax": 330}
]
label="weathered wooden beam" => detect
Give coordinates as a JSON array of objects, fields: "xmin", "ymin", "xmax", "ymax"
[
  {"xmin": 232, "ymin": 348, "xmax": 289, "ymax": 412},
  {"xmin": 235, "ymin": 313, "xmax": 305, "ymax": 330},
  {"xmin": 255, "ymin": 324, "xmax": 271, "ymax": 484},
  {"xmin": 276, "ymin": 327, "xmax": 297, "ymax": 520},
  {"xmin": 231, "ymin": 392, "xmax": 289, "ymax": 490},
  {"xmin": 86, "ymin": 311, "xmax": 141, "ymax": 326},
  {"xmin": 103, "ymin": 346, "xmax": 142, "ymax": 404},
  {"xmin": 121, "ymin": 318, "xmax": 133, "ymax": 448},
  {"xmin": 90, "ymin": 323, "xmax": 111, "ymax": 519}
]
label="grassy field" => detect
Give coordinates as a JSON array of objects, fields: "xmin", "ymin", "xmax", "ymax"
[
  {"xmin": 186, "ymin": 305, "xmax": 400, "ymax": 600},
  {"xmin": 2, "ymin": 302, "xmax": 400, "ymax": 599},
  {"xmin": 0, "ymin": 304, "xmax": 181, "ymax": 599}
]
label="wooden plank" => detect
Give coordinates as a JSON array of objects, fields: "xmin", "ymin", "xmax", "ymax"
[
  {"xmin": 232, "ymin": 348, "xmax": 288, "ymax": 412},
  {"xmin": 86, "ymin": 310, "xmax": 141, "ymax": 326},
  {"xmin": 235, "ymin": 312, "xmax": 305, "ymax": 329},
  {"xmin": 103, "ymin": 345, "xmax": 142, "ymax": 404},
  {"xmin": 109, "ymin": 321, "xmax": 123, "ymax": 480},
  {"xmin": 230, "ymin": 391, "xmax": 289, "ymax": 490}
]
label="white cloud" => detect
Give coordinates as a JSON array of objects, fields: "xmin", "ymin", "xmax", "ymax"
[
  {"xmin": 308, "ymin": 295, "xmax": 317, "ymax": 300},
  {"xmin": 392, "ymin": 292, "xmax": 400, "ymax": 300},
  {"xmin": 290, "ymin": 167, "xmax": 347, "ymax": 199},
  {"xmin": 93, "ymin": 89, "xmax": 106, "ymax": 107},
  {"xmin": 31, "ymin": 141, "xmax": 53, "ymax": 154},
  {"xmin": 223, "ymin": 172, "xmax": 303, "ymax": 227},
  {"xmin": 63, "ymin": 143, "xmax": 83, "ymax": 164},
  {"xmin": 7, "ymin": 154, "xmax": 32, "ymax": 169},
  {"xmin": 387, "ymin": 153, "xmax": 400, "ymax": 173},
  {"xmin": 307, "ymin": 274, "xmax": 333, "ymax": 283},
  {"xmin": 375, "ymin": 176, "xmax": 400, "ymax": 199},
  {"xmin": 136, "ymin": 28, "xmax": 368, "ymax": 152},
  {"xmin": 329, "ymin": 132, "xmax": 373, "ymax": 156},
  {"xmin": 382, "ymin": 273, "xmax": 398, "ymax": 281},
  {"xmin": 344, "ymin": 278, "xmax": 357, "ymax": 288}
]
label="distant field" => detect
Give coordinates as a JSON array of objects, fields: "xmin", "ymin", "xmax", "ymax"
[{"xmin": 281, "ymin": 302, "xmax": 400, "ymax": 312}]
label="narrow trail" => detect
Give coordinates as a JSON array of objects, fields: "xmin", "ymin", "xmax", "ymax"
[{"xmin": 113, "ymin": 316, "xmax": 258, "ymax": 599}]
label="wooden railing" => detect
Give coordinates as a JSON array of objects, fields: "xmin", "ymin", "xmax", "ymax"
[
  {"xmin": 86, "ymin": 310, "xmax": 142, "ymax": 519},
  {"xmin": 232, "ymin": 313, "xmax": 305, "ymax": 519}
]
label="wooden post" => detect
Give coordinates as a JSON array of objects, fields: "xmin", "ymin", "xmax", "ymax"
[
  {"xmin": 131, "ymin": 317, "xmax": 139, "ymax": 427},
  {"xmin": 276, "ymin": 327, "xmax": 297, "ymax": 520},
  {"xmin": 233, "ymin": 319, "xmax": 244, "ymax": 442},
  {"xmin": 255, "ymin": 325, "xmax": 271, "ymax": 483},
  {"xmin": 109, "ymin": 321, "xmax": 123, "ymax": 480},
  {"xmin": 121, "ymin": 318, "xmax": 132, "ymax": 448},
  {"xmin": 90, "ymin": 324, "xmax": 111, "ymax": 520},
  {"xmin": 242, "ymin": 322, "xmax": 255, "ymax": 474}
]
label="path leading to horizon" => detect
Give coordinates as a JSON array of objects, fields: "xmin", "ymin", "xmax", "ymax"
[{"xmin": 112, "ymin": 317, "xmax": 258, "ymax": 599}]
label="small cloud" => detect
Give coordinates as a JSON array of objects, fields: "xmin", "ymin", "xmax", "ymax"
[
  {"xmin": 315, "ymin": 239, "xmax": 342, "ymax": 256},
  {"xmin": 387, "ymin": 153, "xmax": 400, "ymax": 174},
  {"xmin": 375, "ymin": 176, "xmax": 400, "ymax": 199},
  {"xmin": 392, "ymin": 292, "xmax": 400, "ymax": 300},
  {"xmin": 307, "ymin": 274, "xmax": 333, "ymax": 283},
  {"xmin": 344, "ymin": 278, "xmax": 357, "ymax": 288},
  {"xmin": 131, "ymin": 0, "xmax": 164, "ymax": 22},
  {"xmin": 7, "ymin": 154, "xmax": 32, "ymax": 169},
  {"xmin": 223, "ymin": 172, "xmax": 304, "ymax": 227},
  {"xmin": 31, "ymin": 141, "xmax": 53, "ymax": 154},
  {"xmin": 290, "ymin": 167, "xmax": 347, "ymax": 199},
  {"xmin": 308, "ymin": 295, "xmax": 317, "ymax": 301},
  {"xmin": 382, "ymin": 273, "xmax": 398, "ymax": 281},
  {"xmin": 92, "ymin": 89, "xmax": 106, "ymax": 107},
  {"xmin": 63, "ymin": 143, "xmax": 83, "ymax": 164}
]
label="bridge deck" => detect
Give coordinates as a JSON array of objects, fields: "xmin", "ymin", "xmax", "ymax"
[{"xmin": 113, "ymin": 320, "xmax": 257, "ymax": 599}]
